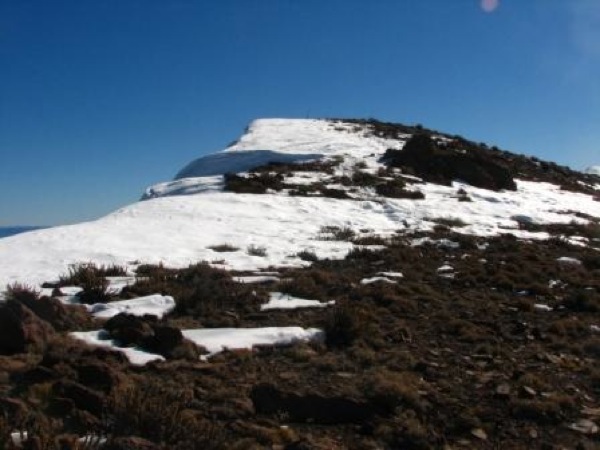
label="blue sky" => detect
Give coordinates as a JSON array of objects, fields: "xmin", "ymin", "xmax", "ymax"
[{"xmin": 1, "ymin": 0, "xmax": 599, "ymax": 226}]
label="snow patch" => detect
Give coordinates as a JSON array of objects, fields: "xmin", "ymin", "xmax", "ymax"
[{"xmin": 260, "ymin": 292, "xmax": 334, "ymax": 310}]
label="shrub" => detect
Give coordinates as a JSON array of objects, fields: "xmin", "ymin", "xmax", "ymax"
[
  {"xmin": 319, "ymin": 226, "xmax": 355, "ymax": 241},
  {"xmin": 224, "ymin": 172, "xmax": 284, "ymax": 194},
  {"xmin": 375, "ymin": 179, "xmax": 425, "ymax": 199},
  {"xmin": 323, "ymin": 305, "xmax": 365, "ymax": 348},
  {"xmin": 247, "ymin": 245, "xmax": 267, "ymax": 257},
  {"xmin": 296, "ymin": 250, "xmax": 319, "ymax": 262},
  {"xmin": 56, "ymin": 263, "xmax": 112, "ymax": 304},
  {"xmin": 4, "ymin": 283, "xmax": 40, "ymax": 303},
  {"xmin": 59, "ymin": 263, "xmax": 125, "ymax": 285},
  {"xmin": 107, "ymin": 380, "xmax": 223, "ymax": 448},
  {"xmin": 208, "ymin": 244, "xmax": 239, "ymax": 253}
]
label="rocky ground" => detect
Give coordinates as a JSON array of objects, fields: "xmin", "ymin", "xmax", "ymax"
[{"xmin": 1, "ymin": 223, "xmax": 599, "ymax": 449}]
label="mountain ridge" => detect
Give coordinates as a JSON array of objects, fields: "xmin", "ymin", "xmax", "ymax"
[{"xmin": 0, "ymin": 118, "xmax": 598, "ymax": 291}]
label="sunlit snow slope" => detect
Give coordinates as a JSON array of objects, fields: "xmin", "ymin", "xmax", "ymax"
[{"xmin": 0, "ymin": 119, "xmax": 598, "ymax": 290}]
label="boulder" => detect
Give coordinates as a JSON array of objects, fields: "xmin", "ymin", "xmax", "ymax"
[
  {"xmin": 52, "ymin": 380, "xmax": 106, "ymax": 416},
  {"xmin": 75, "ymin": 361, "xmax": 124, "ymax": 393},
  {"xmin": 104, "ymin": 313, "xmax": 154, "ymax": 347},
  {"xmin": 0, "ymin": 301, "xmax": 55, "ymax": 355},
  {"xmin": 250, "ymin": 383, "xmax": 379, "ymax": 424},
  {"xmin": 102, "ymin": 437, "xmax": 161, "ymax": 450},
  {"xmin": 18, "ymin": 295, "xmax": 90, "ymax": 331}
]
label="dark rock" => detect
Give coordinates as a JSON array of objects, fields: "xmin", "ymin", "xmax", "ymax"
[
  {"xmin": 75, "ymin": 361, "xmax": 123, "ymax": 393},
  {"xmin": 141, "ymin": 325, "xmax": 182, "ymax": 356},
  {"xmin": 53, "ymin": 380, "xmax": 106, "ymax": 416},
  {"xmin": 250, "ymin": 383, "xmax": 380, "ymax": 424},
  {"xmin": 0, "ymin": 301, "xmax": 55, "ymax": 355},
  {"xmin": 104, "ymin": 313, "xmax": 154, "ymax": 347},
  {"xmin": 383, "ymin": 134, "xmax": 517, "ymax": 191},
  {"xmin": 17, "ymin": 295, "xmax": 90, "ymax": 331},
  {"xmin": 495, "ymin": 383, "xmax": 511, "ymax": 398},
  {"xmin": 102, "ymin": 436, "xmax": 161, "ymax": 450},
  {"xmin": 0, "ymin": 397, "xmax": 28, "ymax": 424},
  {"xmin": 14, "ymin": 365, "xmax": 56, "ymax": 385}
]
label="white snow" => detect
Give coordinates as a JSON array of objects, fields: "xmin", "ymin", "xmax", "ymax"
[
  {"xmin": 71, "ymin": 326, "xmax": 323, "ymax": 364},
  {"xmin": 378, "ymin": 271, "xmax": 404, "ymax": 278},
  {"xmin": 556, "ymin": 256, "xmax": 583, "ymax": 265},
  {"xmin": 260, "ymin": 292, "xmax": 334, "ymax": 310},
  {"xmin": 234, "ymin": 275, "xmax": 280, "ymax": 284},
  {"xmin": 534, "ymin": 304, "xmax": 553, "ymax": 312},
  {"xmin": 175, "ymin": 150, "xmax": 324, "ymax": 179},
  {"xmin": 360, "ymin": 276, "xmax": 397, "ymax": 285},
  {"xmin": 86, "ymin": 294, "xmax": 175, "ymax": 319},
  {"xmin": 182, "ymin": 327, "xmax": 323, "ymax": 356},
  {"xmin": 0, "ymin": 118, "xmax": 599, "ymax": 293}
]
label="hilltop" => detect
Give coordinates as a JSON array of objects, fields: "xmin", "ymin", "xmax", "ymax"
[{"xmin": 0, "ymin": 118, "xmax": 599, "ymax": 449}]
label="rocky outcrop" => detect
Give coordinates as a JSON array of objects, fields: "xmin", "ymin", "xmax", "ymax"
[{"xmin": 383, "ymin": 134, "xmax": 517, "ymax": 191}]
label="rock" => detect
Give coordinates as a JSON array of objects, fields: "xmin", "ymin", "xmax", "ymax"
[
  {"xmin": 568, "ymin": 419, "xmax": 598, "ymax": 435},
  {"xmin": 17, "ymin": 295, "xmax": 90, "ymax": 331},
  {"xmin": 104, "ymin": 313, "xmax": 154, "ymax": 347},
  {"xmin": 14, "ymin": 366, "xmax": 56, "ymax": 385},
  {"xmin": 141, "ymin": 325, "xmax": 183, "ymax": 356},
  {"xmin": 520, "ymin": 386, "xmax": 537, "ymax": 398},
  {"xmin": 75, "ymin": 361, "xmax": 124, "ymax": 393},
  {"xmin": 471, "ymin": 428, "xmax": 488, "ymax": 440},
  {"xmin": 102, "ymin": 436, "xmax": 161, "ymax": 450},
  {"xmin": 0, "ymin": 301, "xmax": 55, "ymax": 355},
  {"xmin": 0, "ymin": 397, "xmax": 28, "ymax": 424},
  {"xmin": 52, "ymin": 380, "xmax": 106, "ymax": 416},
  {"xmin": 495, "ymin": 383, "xmax": 511, "ymax": 398},
  {"xmin": 250, "ymin": 383, "xmax": 380, "ymax": 424}
]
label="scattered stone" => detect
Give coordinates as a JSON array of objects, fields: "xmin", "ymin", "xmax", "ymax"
[
  {"xmin": 471, "ymin": 428, "xmax": 488, "ymax": 440},
  {"xmin": 567, "ymin": 419, "xmax": 598, "ymax": 435},
  {"xmin": 520, "ymin": 386, "xmax": 537, "ymax": 398},
  {"xmin": 495, "ymin": 383, "xmax": 511, "ymax": 398}
]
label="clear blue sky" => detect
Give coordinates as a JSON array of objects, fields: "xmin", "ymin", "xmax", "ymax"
[{"xmin": 1, "ymin": 0, "xmax": 599, "ymax": 226}]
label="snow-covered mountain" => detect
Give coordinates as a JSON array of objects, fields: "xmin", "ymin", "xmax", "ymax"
[
  {"xmin": 586, "ymin": 165, "xmax": 600, "ymax": 176},
  {"xmin": 0, "ymin": 118, "xmax": 599, "ymax": 291}
]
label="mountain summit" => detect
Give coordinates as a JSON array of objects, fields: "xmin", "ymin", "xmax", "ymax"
[{"xmin": 0, "ymin": 118, "xmax": 598, "ymax": 289}]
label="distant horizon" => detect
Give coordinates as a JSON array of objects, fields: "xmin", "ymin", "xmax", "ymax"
[{"xmin": 2, "ymin": 0, "xmax": 599, "ymax": 225}]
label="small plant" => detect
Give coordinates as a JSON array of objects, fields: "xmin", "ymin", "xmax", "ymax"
[
  {"xmin": 4, "ymin": 282, "xmax": 40, "ymax": 303},
  {"xmin": 431, "ymin": 217, "xmax": 468, "ymax": 228},
  {"xmin": 296, "ymin": 250, "xmax": 319, "ymax": 262},
  {"xmin": 323, "ymin": 305, "xmax": 364, "ymax": 348},
  {"xmin": 208, "ymin": 244, "xmax": 240, "ymax": 253},
  {"xmin": 59, "ymin": 264, "xmax": 111, "ymax": 304},
  {"xmin": 247, "ymin": 245, "xmax": 267, "ymax": 257},
  {"xmin": 59, "ymin": 262, "xmax": 126, "ymax": 285},
  {"xmin": 319, "ymin": 225, "xmax": 356, "ymax": 241}
]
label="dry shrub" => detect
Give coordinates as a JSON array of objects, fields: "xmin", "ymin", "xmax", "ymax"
[
  {"xmin": 323, "ymin": 305, "xmax": 366, "ymax": 348},
  {"xmin": 126, "ymin": 263, "xmax": 265, "ymax": 319},
  {"xmin": 363, "ymin": 370, "xmax": 423, "ymax": 413},
  {"xmin": 108, "ymin": 380, "xmax": 223, "ymax": 448},
  {"xmin": 58, "ymin": 264, "xmax": 112, "ymax": 305}
]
